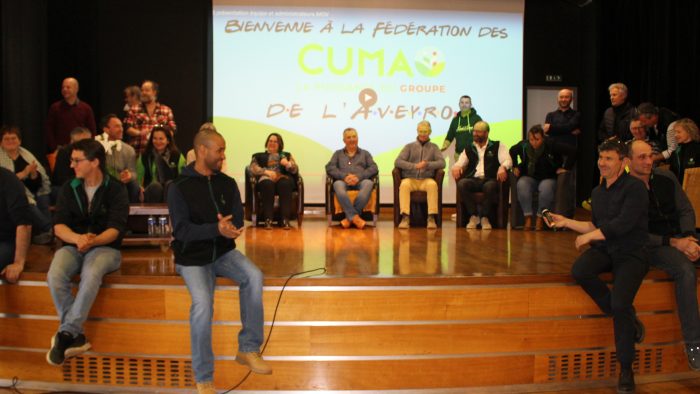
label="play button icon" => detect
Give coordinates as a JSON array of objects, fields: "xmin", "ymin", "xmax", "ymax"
[{"xmin": 358, "ymin": 88, "xmax": 377, "ymax": 107}]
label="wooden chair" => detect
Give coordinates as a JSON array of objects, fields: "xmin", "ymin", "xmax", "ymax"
[
  {"xmin": 392, "ymin": 168, "xmax": 444, "ymax": 227},
  {"xmin": 682, "ymin": 167, "xmax": 700, "ymax": 228},
  {"xmin": 456, "ymin": 174, "xmax": 510, "ymax": 229},
  {"xmin": 325, "ymin": 176, "xmax": 379, "ymax": 226},
  {"xmin": 244, "ymin": 166, "xmax": 304, "ymax": 227}
]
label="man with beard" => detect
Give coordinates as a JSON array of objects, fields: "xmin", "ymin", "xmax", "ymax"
[
  {"xmin": 453, "ymin": 121, "xmax": 511, "ymax": 230},
  {"xmin": 441, "ymin": 95, "xmax": 483, "ymax": 160},
  {"xmin": 545, "ymin": 140, "xmax": 648, "ymax": 393},
  {"xmin": 95, "ymin": 114, "xmax": 140, "ymax": 203},
  {"xmin": 168, "ymin": 129, "xmax": 270, "ymax": 394},
  {"xmin": 124, "ymin": 80, "xmax": 177, "ymax": 155},
  {"xmin": 544, "ymin": 88, "xmax": 581, "ymax": 148}
]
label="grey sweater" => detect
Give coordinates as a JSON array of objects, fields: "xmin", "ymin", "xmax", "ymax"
[
  {"xmin": 325, "ymin": 148, "xmax": 378, "ymax": 181},
  {"xmin": 394, "ymin": 139, "xmax": 446, "ymax": 179}
]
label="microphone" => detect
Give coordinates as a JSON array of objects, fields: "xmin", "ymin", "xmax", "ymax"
[{"xmin": 541, "ymin": 209, "xmax": 557, "ymax": 231}]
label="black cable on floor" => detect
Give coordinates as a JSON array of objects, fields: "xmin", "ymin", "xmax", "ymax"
[
  {"xmin": 0, "ymin": 376, "xmax": 21, "ymax": 393},
  {"xmin": 221, "ymin": 267, "xmax": 327, "ymax": 393}
]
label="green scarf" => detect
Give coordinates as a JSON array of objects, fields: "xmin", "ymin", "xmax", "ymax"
[{"xmin": 525, "ymin": 143, "xmax": 545, "ymax": 177}]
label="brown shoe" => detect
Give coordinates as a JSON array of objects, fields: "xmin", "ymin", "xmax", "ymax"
[
  {"xmin": 352, "ymin": 215, "xmax": 366, "ymax": 229},
  {"xmin": 523, "ymin": 215, "xmax": 533, "ymax": 230},
  {"xmin": 196, "ymin": 381, "xmax": 216, "ymax": 394},
  {"xmin": 340, "ymin": 218, "xmax": 351, "ymax": 229},
  {"xmin": 535, "ymin": 217, "xmax": 544, "ymax": 231},
  {"xmin": 236, "ymin": 351, "xmax": 272, "ymax": 375}
]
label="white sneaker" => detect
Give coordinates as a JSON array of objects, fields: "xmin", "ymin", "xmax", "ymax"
[
  {"xmin": 480, "ymin": 217, "xmax": 492, "ymax": 230},
  {"xmin": 466, "ymin": 215, "xmax": 479, "ymax": 229},
  {"xmin": 398, "ymin": 215, "xmax": 410, "ymax": 229},
  {"xmin": 450, "ymin": 213, "xmax": 457, "ymax": 221}
]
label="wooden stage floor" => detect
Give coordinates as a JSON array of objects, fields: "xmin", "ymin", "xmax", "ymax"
[{"xmin": 18, "ymin": 208, "xmax": 675, "ymax": 285}]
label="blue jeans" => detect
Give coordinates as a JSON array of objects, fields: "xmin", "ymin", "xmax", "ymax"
[
  {"xmin": 47, "ymin": 246, "xmax": 121, "ymax": 336},
  {"xmin": 516, "ymin": 176, "xmax": 556, "ymax": 217},
  {"xmin": 650, "ymin": 245, "xmax": 700, "ymax": 345},
  {"xmin": 176, "ymin": 249, "xmax": 264, "ymax": 383},
  {"xmin": 333, "ymin": 179, "xmax": 373, "ymax": 221}
]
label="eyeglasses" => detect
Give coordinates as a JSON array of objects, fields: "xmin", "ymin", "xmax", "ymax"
[{"xmin": 70, "ymin": 158, "xmax": 88, "ymax": 165}]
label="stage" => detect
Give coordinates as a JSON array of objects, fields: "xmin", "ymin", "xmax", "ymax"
[{"xmin": 1, "ymin": 209, "xmax": 698, "ymax": 392}]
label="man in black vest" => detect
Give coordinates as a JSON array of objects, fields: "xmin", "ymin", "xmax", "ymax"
[
  {"xmin": 598, "ymin": 83, "xmax": 636, "ymax": 143},
  {"xmin": 452, "ymin": 121, "xmax": 511, "ymax": 230}
]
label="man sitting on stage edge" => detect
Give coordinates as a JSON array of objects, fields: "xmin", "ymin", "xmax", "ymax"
[
  {"xmin": 325, "ymin": 127, "xmax": 378, "ymax": 229},
  {"xmin": 168, "ymin": 129, "xmax": 270, "ymax": 394},
  {"xmin": 0, "ymin": 167, "xmax": 32, "ymax": 283},
  {"xmin": 395, "ymin": 120, "xmax": 446, "ymax": 229},
  {"xmin": 545, "ymin": 140, "xmax": 648, "ymax": 393},
  {"xmin": 628, "ymin": 139, "xmax": 700, "ymax": 370},
  {"xmin": 47, "ymin": 139, "xmax": 129, "ymax": 366},
  {"xmin": 453, "ymin": 121, "xmax": 511, "ymax": 230}
]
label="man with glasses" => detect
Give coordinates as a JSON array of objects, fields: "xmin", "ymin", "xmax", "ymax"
[
  {"xmin": 628, "ymin": 114, "xmax": 661, "ymax": 156},
  {"xmin": 46, "ymin": 139, "xmax": 129, "ymax": 366},
  {"xmin": 545, "ymin": 140, "xmax": 649, "ymax": 393}
]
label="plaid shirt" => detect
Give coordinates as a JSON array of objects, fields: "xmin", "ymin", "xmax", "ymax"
[{"xmin": 123, "ymin": 102, "xmax": 177, "ymax": 155}]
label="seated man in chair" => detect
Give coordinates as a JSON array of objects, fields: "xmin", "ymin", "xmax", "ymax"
[
  {"xmin": 395, "ymin": 120, "xmax": 446, "ymax": 229},
  {"xmin": 452, "ymin": 121, "xmax": 511, "ymax": 230},
  {"xmin": 325, "ymin": 127, "xmax": 378, "ymax": 229}
]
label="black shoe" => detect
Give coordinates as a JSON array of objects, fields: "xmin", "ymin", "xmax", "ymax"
[
  {"xmin": 686, "ymin": 343, "xmax": 700, "ymax": 371},
  {"xmin": 64, "ymin": 333, "xmax": 91, "ymax": 359},
  {"xmin": 617, "ymin": 368, "xmax": 635, "ymax": 393},
  {"xmin": 264, "ymin": 219, "xmax": 272, "ymax": 230},
  {"xmin": 282, "ymin": 219, "xmax": 291, "ymax": 230},
  {"xmin": 46, "ymin": 331, "xmax": 73, "ymax": 366},
  {"xmin": 634, "ymin": 317, "xmax": 645, "ymax": 344}
]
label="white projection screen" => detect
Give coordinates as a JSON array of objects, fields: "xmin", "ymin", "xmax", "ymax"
[{"xmin": 212, "ymin": 0, "xmax": 524, "ymax": 204}]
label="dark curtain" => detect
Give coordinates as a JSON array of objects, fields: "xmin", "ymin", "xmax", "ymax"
[
  {"xmin": 1, "ymin": 0, "xmax": 48, "ymax": 157},
  {"xmin": 597, "ymin": 0, "xmax": 700, "ymax": 120}
]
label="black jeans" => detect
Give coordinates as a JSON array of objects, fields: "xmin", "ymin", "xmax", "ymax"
[
  {"xmin": 649, "ymin": 245, "xmax": 700, "ymax": 345},
  {"xmin": 571, "ymin": 247, "xmax": 649, "ymax": 369},
  {"xmin": 257, "ymin": 177, "xmax": 294, "ymax": 222},
  {"xmin": 457, "ymin": 177, "xmax": 498, "ymax": 217}
]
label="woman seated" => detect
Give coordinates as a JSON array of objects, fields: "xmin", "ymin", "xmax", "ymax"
[
  {"xmin": 0, "ymin": 126, "xmax": 53, "ymax": 243},
  {"xmin": 137, "ymin": 125, "xmax": 186, "ymax": 202},
  {"xmin": 249, "ymin": 132, "xmax": 298, "ymax": 229},
  {"xmin": 670, "ymin": 118, "xmax": 700, "ymax": 182}
]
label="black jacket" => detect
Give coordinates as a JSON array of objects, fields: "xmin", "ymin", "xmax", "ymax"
[
  {"xmin": 53, "ymin": 174, "xmax": 129, "ymax": 249},
  {"xmin": 0, "ymin": 167, "xmax": 31, "ymax": 242},
  {"xmin": 168, "ymin": 164, "xmax": 244, "ymax": 266},
  {"xmin": 671, "ymin": 141, "xmax": 700, "ymax": 183},
  {"xmin": 509, "ymin": 138, "xmax": 577, "ymax": 181}
]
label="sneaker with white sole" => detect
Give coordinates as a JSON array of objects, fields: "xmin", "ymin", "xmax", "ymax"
[
  {"xmin": 466, "ymin": 215, "xmax": 479, "ymax": 229},
  {"xmin": 64, "ymin": 333, "xmax": 91, "ymax": 359},
  {"xmin": 426, "ymin": 216, "xmax": 437, "ymax": 229},
  {"xmin": 480, "ymin": 216, "xmax": 492, "ymax": 230},
  {"xmin": 46, "ymin": 331, "xmax": 73, "ymax": 366},
  {"xmin": 398, "ymin": 215, "xmax": 410, "ymax": 229}
]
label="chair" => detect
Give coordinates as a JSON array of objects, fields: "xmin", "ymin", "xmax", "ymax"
[
  {"xmin": 325, "ymin": 176, "xmax": 379, "ymax": 226},
  {"xmin": 682, "ymin": 167, "xmax": 700, "ymax": 228},
  {"xmin": 244, "ymin": 166, "xmax": 304, "ymax": 227},
  {"xmin": 392, "ymin": 168, "xmax": 444, "ymax": 227},
  {"xmin": 456, "ymin": 173, "xmax": 510, "ymax": 229},
  {"xmin": 510, "ymin": 170, "xmax": 575, "ymax": 229}
]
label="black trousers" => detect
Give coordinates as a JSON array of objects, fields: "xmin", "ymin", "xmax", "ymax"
[
  {"xmin": 457, "ymin": 177, "xmax": 498, "ymax": 216},
  {"xmin": 257, "ymin": 177, "xmax": 294, "ymax": 222},
  {"xmin": 571, "ymin": 247, "xmax": 649, "ymax": 368}
]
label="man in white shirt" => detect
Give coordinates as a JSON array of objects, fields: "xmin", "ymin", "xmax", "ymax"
[{"xmin": 451, "ymin": 121, "xmax": 512, "ymax": 229}]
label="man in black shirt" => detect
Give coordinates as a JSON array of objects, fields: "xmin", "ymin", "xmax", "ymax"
[
  {"xmin": 546, "ymin": 140, "xmax": 648, "ymax": 393},
  {"xmin": 0, "ymin": 167, "xmax": 32, "ymax": 283},
  {"xmin": 598, "ymin": 83, "xmax": 636, "ymax": 143},
  {"xmin": 628, "ymin": 139, "xmax": 700, "ymax": 370},
  {"xmin": 544, "ymin": 88, "xmax": 581, "ymax": 147}
]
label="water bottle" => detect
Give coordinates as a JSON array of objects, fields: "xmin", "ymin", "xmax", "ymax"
[
  {"xmin": 147, "ymin": 215, "xmax": 156, "ymax": 235},
  {"xmin": 158, "ymin": 216, "xmax": 168, "ymax": 236}
]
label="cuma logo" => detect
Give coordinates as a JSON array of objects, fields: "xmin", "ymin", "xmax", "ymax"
[{"xmin": 414, "ymin": 48, "xmax": 445, "ymax": 77}]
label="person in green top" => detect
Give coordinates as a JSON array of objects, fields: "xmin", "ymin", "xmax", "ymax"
[
  {"xmin": 441, "ymin": 95, "xmax": 483, "ymax": 161},
  {"xmin": 136, "ymin": 125, "xmax": 186, "ymax": 203}
]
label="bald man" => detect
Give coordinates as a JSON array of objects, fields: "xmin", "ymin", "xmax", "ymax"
[
  {"xmin": 168, "ymin": 130, "xmax": 270, "ymax": 393},
  {"xmin": 45, "ymin": 77, "xmax": 96, "ymax": 152},
  {"xmin": 544, "ymin": 88, "xmax": 581, "ymax": 147}
]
